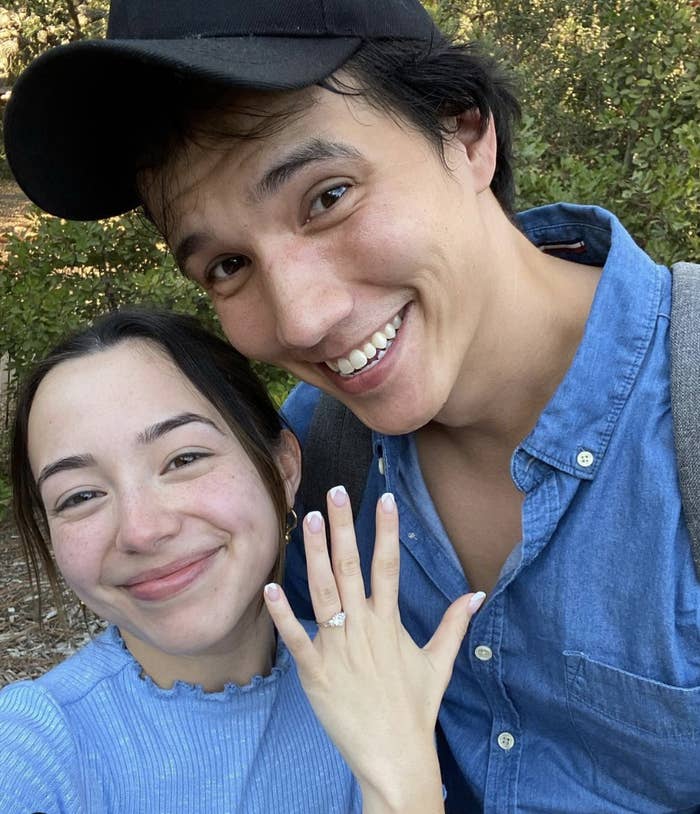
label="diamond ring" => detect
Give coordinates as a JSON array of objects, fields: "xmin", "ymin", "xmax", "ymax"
[{"xmin": 318, "ymin": 611, "xmax": 346, "ymax": 628}]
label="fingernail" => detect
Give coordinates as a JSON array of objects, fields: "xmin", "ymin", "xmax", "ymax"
[
  {"xmin": 380, "ymin": 492, "xmax": 395, "ymax": 512},
  {"xmin": 468, "ymin": 591, "xmax": 486, "ymax": 614},
  {"xmin": 329, "ymin": 485, "xmax": 348, "ymax": 507},
  {"xmin": 305, "ymin": 510, "xmax": 323, "ymax": 533},
  {"xmin": 264, "ymin": 583, "xmax": 281, "ymax": 601}
]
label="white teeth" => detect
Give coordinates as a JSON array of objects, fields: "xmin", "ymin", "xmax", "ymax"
[
  {"xmin": 324, "ymin": 311, "xmax": 405, "ymax": 377},
  {"xmin": 363, "ymin": 343, "xmax": 377, "ymax": 360},
  {"xmin": 349, "ymin": 349, "xmax": 368, "ymax": 370},
  {"xmin": 371, "ymin": 331, "xmax": 388, "ymax": 349}
]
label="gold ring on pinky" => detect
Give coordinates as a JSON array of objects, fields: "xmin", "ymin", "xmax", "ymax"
[{"xmin": 318, "ymin": 611, "xmax": 346, "ymax": 628}]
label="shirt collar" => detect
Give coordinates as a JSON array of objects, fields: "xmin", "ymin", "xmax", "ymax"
[{"xmin": 516, "ymin": 203, "xmax": 665, "ymax": 479}]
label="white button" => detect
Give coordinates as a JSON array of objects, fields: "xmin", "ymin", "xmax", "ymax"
[
  {"xmin": 576, "ymin": 450, "xmax": 594, "ymax": 468},
  {"xmin": 474, "ymin": 645, "xmax": 493, "ymax": 661},
  {"xmin": 408, "ymin": 532, "xmax": 417, "ymax": 540},
  {"xmin": 378, "ymin": 457, "xmax": 385, "ymax": 475},
  {"xmin": 497, "ymin": 731, "xmax": 515, "ymax": 751}
]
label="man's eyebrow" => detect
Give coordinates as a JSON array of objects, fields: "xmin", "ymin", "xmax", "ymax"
[
  {"xmin": 172, "ymin": 139, "xmax": 362, "ymax": 273},
  {"xmin": 252, "ymin": 138, "xmax": 362, "ymax": 203},
  {"xmin": 174, "ymin": 232, "xmax": 212, "ymax": 274},
  {"xmin": 137, "ymin": 412, "xmax": 224, "ymax": 445},
  {"xmin": 36, "ymin": 454, "xmax": 96, "ymax": 492}
]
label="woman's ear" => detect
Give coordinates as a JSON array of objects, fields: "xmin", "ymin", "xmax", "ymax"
[
  {"xmin": 275, "ymin": 429, "xmax": 302, "ymax": 508},
  {"xmin": 447, "ymin": 109, "xmax": 498, "ymax": 193}
]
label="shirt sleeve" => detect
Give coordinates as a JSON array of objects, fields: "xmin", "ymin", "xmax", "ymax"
[{"xmin": 0, "ymin": 682, "xmax": 86, "ymax": 814}]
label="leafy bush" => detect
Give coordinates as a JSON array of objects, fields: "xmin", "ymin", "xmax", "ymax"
[{"xmin": 436, "ymin": 0, "xmax": 700, "ymax": 264}]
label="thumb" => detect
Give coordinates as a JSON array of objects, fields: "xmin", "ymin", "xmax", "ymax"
[{"xmin": 423, "ymin": 591, "xmax": 486, "ymax": 682}]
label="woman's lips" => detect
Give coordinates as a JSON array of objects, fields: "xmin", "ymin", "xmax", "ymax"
[{"xmin": 122, "ymin": 548, "xmax": 221, "ymax": 602}]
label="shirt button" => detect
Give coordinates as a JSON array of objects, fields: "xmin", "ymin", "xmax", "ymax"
[
  {"xmin": 576, "ymin": 449, "xmax": 594, "ymax": 468},
  {"xmin": 378, "ymin": 456, "xmax": 385, "ymax": 475},
  {"xmin": 474, "ymin": 645, "xmax": 493, "ymax": 661},
  {"xmin": 497, "ymin": 731, "xmax": 515, "ymax": 751}
]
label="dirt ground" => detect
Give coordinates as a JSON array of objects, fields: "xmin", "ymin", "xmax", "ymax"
[
  {"xmin": 1, "ymin": 179, "xmax": 91, "ymax": 688},
  {"xmin": 0, "ymin": 521, "xmax": 95, "ymax": 687}
]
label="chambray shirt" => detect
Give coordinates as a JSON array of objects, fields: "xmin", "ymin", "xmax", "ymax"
[{"xmin": 283, "ymin": 204, "xmax": 700, "ymax": 814}]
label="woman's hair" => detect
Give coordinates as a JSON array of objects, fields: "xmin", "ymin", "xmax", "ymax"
[
  {"xmin": 11, "ymin": 308, "xmax": 291, "ymax": 618},
  {"xmin": 137, "ymin": 36, "xmax": 521, "ymax": 230}
]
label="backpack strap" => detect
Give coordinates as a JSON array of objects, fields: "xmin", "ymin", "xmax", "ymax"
[
  {"xmin": 670, "ymin": 261, "xmax": 700, "ymax": 579},
  {"xmin": 299, "ymin": 393, "xmax": 373, "ymax": 521}
]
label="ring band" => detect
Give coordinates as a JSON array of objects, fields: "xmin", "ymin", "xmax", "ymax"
[{"xmin": 318, "ymin": 611, "xmax": 346, "ymax": 628}]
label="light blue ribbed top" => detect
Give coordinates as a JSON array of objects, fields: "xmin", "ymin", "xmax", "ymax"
[{"xmin": 0, "ymin": 625, "xmax": 361, "ymax": 813}]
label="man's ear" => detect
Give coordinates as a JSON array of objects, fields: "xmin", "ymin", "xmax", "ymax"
[
  {"xmin": 449, "ymin": 109, "xmax": 498, "ymax": 193},
  {"xmin": 275, "ymin": 429, "xmax": 302, "ymax": 508}
]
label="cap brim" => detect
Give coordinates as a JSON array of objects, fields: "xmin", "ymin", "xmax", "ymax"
[{"xmin": 4, "ymin": 36, "xmax": 361, "ymax": 220}]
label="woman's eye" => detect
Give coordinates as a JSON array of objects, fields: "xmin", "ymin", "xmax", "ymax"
[
  {"xmin": 165, "ymin": 451, "xmax": 210, "ymax": 471},
  {"xmin": 56, "ymin": 490, "xmax": 103, "ymax": 513},
  {"xmin": 206, "ymin": 255, "xmax": 250, "ymax": 282},
  {"xmin": 308, "ymin": 184, "xmax": 349, "ymax": 218}
]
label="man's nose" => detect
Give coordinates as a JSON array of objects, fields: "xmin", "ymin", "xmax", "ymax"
[
  {"xmin": 265, "ymin": 247, "xmax": 355, "ymax": 351},
  {"xmin": 114, "ymin": 485, "xmax": 181, "ymax": 554}
]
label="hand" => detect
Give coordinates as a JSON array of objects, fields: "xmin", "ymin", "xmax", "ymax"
[{"xmin": 263, "ymin": 486, "xmax": 485, "ymax": 814}]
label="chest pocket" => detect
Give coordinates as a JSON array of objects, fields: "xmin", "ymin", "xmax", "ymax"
[{"xmin": 564, "ymin": 651, "xmax": 700, "ymax": 812}]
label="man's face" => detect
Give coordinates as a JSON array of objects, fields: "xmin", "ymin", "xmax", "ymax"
[{"xmin": 147, "ymin": 87, "xmax": 497, "ymax": 434}]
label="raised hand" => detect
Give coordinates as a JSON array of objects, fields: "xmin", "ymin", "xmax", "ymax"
[{"xmin": 264, "ymin": 486, "xmax": 485, "ymax": 814}]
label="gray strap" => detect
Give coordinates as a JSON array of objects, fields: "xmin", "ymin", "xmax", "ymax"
[
  {"xmin": 670, "ymin": 262, "xmax": 700, "ymax": 579},
  {"xmin": 299, "ymin": 393, "xmax": 373, "ymax": 521}
]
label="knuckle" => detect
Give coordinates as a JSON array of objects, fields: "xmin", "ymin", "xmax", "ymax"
[
  {"xmin": 374, "ymin": 556, "xmax": 400, "ymax": 578},
  {"xmin": 336, "ymin": 555, "xmax": 361, "ymax": 577},
  {"xmin": 317, "ymin": 584, "xmax": 338, "ymax": 605}
]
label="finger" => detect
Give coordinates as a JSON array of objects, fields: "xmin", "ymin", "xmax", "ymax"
[
  {"xmin": 327, "ymin": 485, "xmax": 367, "ymax": 615},
  {"xmin": 303, "ymin": 510, "xmax": 343, "ymax": 625},
  {"xmin": 423, "ymin": 591, "xmax": 486, "ymax": 686},
  {"xmin": 264, "ymin": 582, "xmax": 320, "ymax": 673},
  {"xmin": 369, "ymin": 492, "xmax": 401, "ymax": 618}
]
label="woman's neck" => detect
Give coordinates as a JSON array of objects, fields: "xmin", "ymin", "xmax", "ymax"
[{"xmin": 120, "ymin": 609, "xmax": 277, "ymax": 692}]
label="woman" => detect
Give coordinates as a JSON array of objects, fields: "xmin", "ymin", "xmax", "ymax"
[{"xmin": 1, "ymin": 309, "xmax": 484, "ymax": 814}]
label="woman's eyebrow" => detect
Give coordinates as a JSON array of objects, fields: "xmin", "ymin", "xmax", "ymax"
[
  {"xmin": 35, "ymin": 414, "xmax": 222, "ymax": 490},
  {"xmin": 137, "ymin": 412, "xmax": 223, "ymax": 445},
  {"xmin": 251, "ymin": 138, "xmax": 362, "ymax": 203},
  {"xmin": 36, "ymin": 454, "xmax": 96, "ymax": 492}
]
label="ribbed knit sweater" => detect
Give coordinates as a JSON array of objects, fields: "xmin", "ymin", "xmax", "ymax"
[{"xmin": 0, "ymin": 625, "xmax": 361, "ymax": 813}]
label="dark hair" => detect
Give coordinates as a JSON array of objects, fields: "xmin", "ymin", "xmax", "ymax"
[
  {"xmin": 137, "ymin": 36, "xmax": 521, "ymax": 226},
  {"xmin": 330, "ymin": 38, "xmax": 521, "ymax": 214},
  {"xmin": 11, "ymin": 308, "xmax": 291, "ymax": 619}
]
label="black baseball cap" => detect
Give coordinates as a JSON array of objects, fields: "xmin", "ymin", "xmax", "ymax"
[{"xmin": 4, "ymin": 0, "xmax": 438, "ymax": 221}]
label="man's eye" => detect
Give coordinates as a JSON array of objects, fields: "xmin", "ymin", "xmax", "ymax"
[
  {"xmin": 56, "ymin": 490, "xmax": 103, "ymax": 512},
  {"xmin": 165, "ymin": 451, "xmax": 210, "ymax": 471},
  {"xmin": 308, "ymin": 184, "xmax": 349, "ymax": 218},
  {"xmin": 206, "ymin": 255, "xmax": 250, "ymax": 282}
]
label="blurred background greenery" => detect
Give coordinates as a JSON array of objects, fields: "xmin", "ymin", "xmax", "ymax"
[{"xmin": 0, "ymin": 0, "xmax": 698, "ymax": 519}]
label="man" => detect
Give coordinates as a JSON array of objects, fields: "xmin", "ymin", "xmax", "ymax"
[{"xmin": 4, "ymin": 1, "xmax": 699, "ymax": 811}]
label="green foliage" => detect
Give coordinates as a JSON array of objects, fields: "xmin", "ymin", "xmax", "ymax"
[
  {"xmin": 0, "ymin": 210, "xmax": 216, "ymax": 384},
  {"xmin": 0, "ymin": 2, "xmax": 108, "ymax": 83},
  {"xmin": 433, "ymin": 0, "xmax": 700, "ymax": 263}
]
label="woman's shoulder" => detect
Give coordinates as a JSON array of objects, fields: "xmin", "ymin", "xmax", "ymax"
[{"xmin": 0, "ymin": 673, "xmax": 84, "ymax": 812}]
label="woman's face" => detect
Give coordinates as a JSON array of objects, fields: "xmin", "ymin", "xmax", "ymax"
[{"xmin": 27, "ymin": 340, "xmax": 299, "ymax": 679}]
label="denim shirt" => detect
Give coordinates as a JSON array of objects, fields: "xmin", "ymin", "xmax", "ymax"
[{"xmin": 283, "ymin": 203, "xmax": 700, "ymax": 814}]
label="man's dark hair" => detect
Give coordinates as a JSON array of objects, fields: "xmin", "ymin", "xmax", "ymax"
[{"xmin": 138, "ymin": 37, "xmax": 521, "ymax": 222}]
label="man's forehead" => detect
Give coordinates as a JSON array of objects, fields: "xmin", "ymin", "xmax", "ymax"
[{"xmin": 141, "ymin": 85, "xmax": 378, "ymax": 232}]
